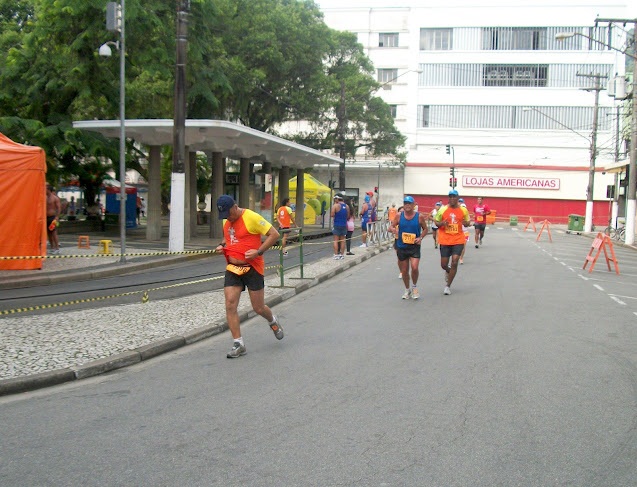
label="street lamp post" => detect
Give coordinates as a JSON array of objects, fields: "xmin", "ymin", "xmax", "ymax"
[
  {"xmin": 556, "ymin": 25, "xmax": 637, "ymax": 243},
  {"xmin": 100, "ymin": 0, "xmax": 126, "ymax": 263}
]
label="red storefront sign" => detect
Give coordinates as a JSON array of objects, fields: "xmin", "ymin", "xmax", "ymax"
[{"xmin": 462, "ymin": 175, "xmax": 560, "ymax": 190}]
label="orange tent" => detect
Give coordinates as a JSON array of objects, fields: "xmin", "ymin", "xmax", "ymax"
[{"xmin": 0, "ymin": 132, "xmax": 47, "ymax": 270}]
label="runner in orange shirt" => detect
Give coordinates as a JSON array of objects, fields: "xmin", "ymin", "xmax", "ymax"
[
  {"xmin": 434, "ymin": 190, "xmax": 471, "ymax": 295},
  {"xmin": 276, "ymin": 198, "xmax": 296, "ymax": 256},
  {"xmin": 215, "ymin": 195, "xmax": 283, "ymax": 358}
]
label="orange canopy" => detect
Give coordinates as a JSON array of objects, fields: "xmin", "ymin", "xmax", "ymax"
[{"xmin": 0, "ymin": 132, "xmax": 47, "ymax": 270}]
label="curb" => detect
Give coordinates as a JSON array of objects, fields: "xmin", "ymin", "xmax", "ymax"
[{"xmin": 0, "ymin": 244, "xmax": 391, "ymax": 396}]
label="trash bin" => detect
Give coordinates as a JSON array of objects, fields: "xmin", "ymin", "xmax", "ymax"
[
  {"xmin": 568, "ymin": 214, "xmax": 585, "ymax": 232},
  {"xmin": 509, "ymin": 216, "xmax": 518, "ymax": 226}
]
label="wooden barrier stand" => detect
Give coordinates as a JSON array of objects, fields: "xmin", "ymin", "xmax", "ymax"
[
  {"xmin": 536, "ymin": 220, "xmax": 552, "ymax": 242},
  {"xmin": 583, "ymin": 233, "xmax": 620, "ymax": 274},
  {"xmin": 524, "ymin": 217, "xmax": 536, "ymax": 232}
]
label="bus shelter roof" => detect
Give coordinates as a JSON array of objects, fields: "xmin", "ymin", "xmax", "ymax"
[{"xmin": 73, "ymin": 119, "xmax": 341, "ymax": 169}]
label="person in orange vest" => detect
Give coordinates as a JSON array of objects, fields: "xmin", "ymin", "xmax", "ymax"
[
  {"xmin": 276, "ymin": 198, "xmax": 296, "ymax": 256},
  {"xmin": 387, "ymin": 203, "xmax": 397, "ymax": 223},
  {"xmin": 215, "ymin": 195, "xmax": 283, "ymax": 358},
  {"xmin": 434, "ymin": 189, "xmax": 471, "ymax": 295}
]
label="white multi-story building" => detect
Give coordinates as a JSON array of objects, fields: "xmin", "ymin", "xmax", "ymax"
[{"xmin": 318, "ymin": 0, "xmax": 633, "ymax": 225}]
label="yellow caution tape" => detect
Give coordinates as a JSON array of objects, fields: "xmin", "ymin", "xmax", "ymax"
[
  {"xmin": 0, "ymin": 265, "xmax": 282, "ymax": 315},
  {"xmin": 0, "ymin": 249, "xmax": 217, "ymax": 260}
]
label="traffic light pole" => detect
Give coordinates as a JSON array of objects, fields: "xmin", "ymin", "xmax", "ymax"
[{"xmin": 446, "ymin": 144, "xmax": 456, "ymax": 188}]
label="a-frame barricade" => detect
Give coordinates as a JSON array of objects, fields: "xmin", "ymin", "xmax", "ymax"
[
  {"xmin": 524, "ymin": 217, "xmax": 536, "ymax": 232},
  {"xmin": 583, "ymin": 232, "xmax": 620, "ymax": 274},
  {"xmin": 536, "ymin": 219, "xmax": 552, "ymax": 242}
]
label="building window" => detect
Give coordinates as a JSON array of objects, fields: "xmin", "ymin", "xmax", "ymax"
[
  {"xmin": 420, "ymin": 28, "xmax": 452, "ymax": 50},
  {"xmin": 415, "ymin": 105, "xmax": 612, "ymax": 131},
  {"xmin": 389, "ymin": 105, "xmax": 397, "ymax": 118},
  {"xmin": 379, "ymin": 33, "xmax": 399, "ymax": 48},
  {"xmin": 417, "ymin": 62, "xmax": 612, "ymax": 88},
  {"xmin": 483, "ymin": 65, "xmax": 548, "ymax": 87},
  {"xmin": 378, "ymin": 68, "xmax": 398, "ymax": 84},
  {"xmin": 417, "ymin": 105, "xmax": 430, "ymax": 128},
  {"xmin": 482, "ymin": 27, "xmax": 547, "ymax": 50}
]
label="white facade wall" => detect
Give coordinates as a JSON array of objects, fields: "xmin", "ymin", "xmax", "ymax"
[{"xmin": 318, "ymin": 0, "xmax": 632, "ymax": 208}]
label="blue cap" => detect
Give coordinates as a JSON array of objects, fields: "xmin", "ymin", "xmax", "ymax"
[
  {"xmin": 364, "ymin": 195, "xmax": 370, "ymax": 203},
  {"xmin": 458, "ymin": 198, "xmax": 464, "ymax": 203},
  {"xmin": 216, "ymin": 195, "xmax": 236, "ymax": 219},
  {"xmin": 435, "ymin": 201, "xmax": 442, "ymax": 206},
  {"xmin": 403, "ymin": 195, "xmax": 415, "ymax": 204},
  {"xmin": 448, "ymin": 190, "xmax": 459, "ymax": 196}
]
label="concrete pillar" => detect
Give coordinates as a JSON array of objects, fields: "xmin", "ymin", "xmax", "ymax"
[
  {"xmin": 278, "ymin": 165, "xmax": 290, "ymax": 208},
  {"xmin": 210, "ymin": 152, "xmax": 224, "ymax": 239},
  {"xmin": 295, "ymin": 167, "xmax": 304, "ymax": 229},
  {"xmin": 189, "ymin": 151, "xmax": 198, "ymax": 239},
  {"xmin": 183, "ymin": 148, "xmax": 193, "ymax": 242},
  {"xmin": 147, "ymin": 145, "xmax": 162, "ymax": 240},
  {"xmin": 262, "ymin": 162, "xmax": 272, "ymax": 223},
  {"xmin": 239, "ymin": 158, "xmax": 250, "ymax": 208}
]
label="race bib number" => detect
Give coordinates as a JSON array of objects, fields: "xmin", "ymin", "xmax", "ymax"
[
  {"xmin": 226, "ymin": 264, "xmax": 251, "ymax": 275},
  {"xmin": 476, "ymin": 215, "xmax": 485, "ymax": 223},
  {"xmin": 446, "ymin": 223, "xmax": 459, "ymax": 234},
  {"xmin": 402, "ymin": 232, "xmax": 416, "ymax": 244}
]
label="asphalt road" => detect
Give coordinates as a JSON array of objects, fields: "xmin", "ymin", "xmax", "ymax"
[{"xmin": 2, "ymin": 227, "xmax": 637, "ymax": 486}]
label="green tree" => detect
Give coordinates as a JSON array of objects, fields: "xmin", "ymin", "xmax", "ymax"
[{"xmin": 287, "ymin": 30, "xmax": 406, "ymax": 164}]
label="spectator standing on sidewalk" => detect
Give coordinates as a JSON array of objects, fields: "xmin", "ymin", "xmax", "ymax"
[
  {"xmin": 345, "ymin": 197, "xmax": 356, "ymax": 255},
  {"xmin": 389, "ymin": 195, "xmax": 428, "ymax": 300},
  {"xmin": 46, "ymin": 184, "xmax": 61, "ymax": 254},
  {"xmin": 214, "ymin": 195, "xmax": 283, "ymax": 359},
  {"xmin": 473, "ymin": 196, "xmax": 491, "ymax": 248},
  {"xmin": 330, "ymin": 194, "xmax": 349, "ymax": 259},
  {"xmin": 359, "ymin": 194, "xmax": 374, "ymax": 247},
  {"xmin": 276, "ymin": 198, "xmax": 296, "ymax": 256},
  {"xmin": 434, "ymin": 190, "xmax": 471, "ymax": 295}
]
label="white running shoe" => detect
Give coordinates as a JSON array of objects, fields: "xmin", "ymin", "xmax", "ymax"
[
  {"xmin": 444, "ymin": 286, "xmax": 451, "ymax": 295},
  {"xmin": 401, "ymin": 289, "xmax": 411, "ymax": 300},
  {"xmin": 411, "ymin": 288, "xmax": 420, "ymax": 299}
]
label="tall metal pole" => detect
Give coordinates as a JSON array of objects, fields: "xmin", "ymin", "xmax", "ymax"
[
  {"xmin": 338, "ymin": 80, "xmax": 346, "ymax": 192},
  {"xmin": 627, "ymin": 26, "xmax": 637, "ymax": 244},
  {"xmin": 594, "ymin": 18, "xmax": 637, "ymax": 244},
  {"xmin": 169, "ymin": 0, "xmax": 189, "ymax": 252},
  {"xmin": 118, "ymin": 0, "xmax": 126, "ymax": 262}
]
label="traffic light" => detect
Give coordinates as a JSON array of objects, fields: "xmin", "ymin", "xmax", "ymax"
[
  {"xmin": 374, "ymin": 186, "xmax": 378, "ymax": 193},
  {"xmin": 450, "ymin": 168, "xmax": 454, "ymax": 176},
  {"xmin": 449, "ymin": 177, "xmax": 457, "ymax": 187},
  {"xmin": 445, "ymin": 144, "xmax": 451, "ymax": 154}
]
